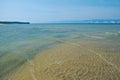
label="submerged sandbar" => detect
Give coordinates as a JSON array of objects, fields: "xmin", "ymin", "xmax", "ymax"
[{"xmin": 7, "ymin": 40, "xmax": 120, "ymax": 80}]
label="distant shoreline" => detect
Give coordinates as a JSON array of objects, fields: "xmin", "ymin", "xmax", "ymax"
[
  {"xmin": 0, "ymin": 21, "xmax": 30, "ymax": 24},
  {"xmin": 31, "ymin": 23, "xmax": 120, "ymax": 25}
]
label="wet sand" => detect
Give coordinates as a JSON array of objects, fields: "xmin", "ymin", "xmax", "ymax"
[{"xmin": 7, "ymin": 40, "xmax": 120, "ymax": 80}]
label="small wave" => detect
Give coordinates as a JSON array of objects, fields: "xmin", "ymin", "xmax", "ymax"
[
  {"xmin": 81, "ymin": 33, "xmax": 104, "ymax": 39},
  {"xmin": 90, "ymin": 36, "xmax": 105, "ymax": 39},
  {"xmin": 105, "ymin": 32, "xmax": 119, "ymax": 36}
]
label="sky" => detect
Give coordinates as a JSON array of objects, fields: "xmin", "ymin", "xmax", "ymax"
[{"xmin": 0, "ymin": 0, "xmax": 120, "ymax": 23}]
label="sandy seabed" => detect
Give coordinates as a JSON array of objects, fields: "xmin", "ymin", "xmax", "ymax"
[{"xmin": 6, "ymin": 40, "xmax": 120, "ymax": 80}]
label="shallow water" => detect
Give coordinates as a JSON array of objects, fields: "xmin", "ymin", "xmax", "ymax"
[{"xmin": 0, "ymin": 23, "xmax": 120, "ymax": 78}]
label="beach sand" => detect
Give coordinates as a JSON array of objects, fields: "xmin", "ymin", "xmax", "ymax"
[{"xmin": 7, "ymin": 40, "xmax": 120, "ymax": 80}]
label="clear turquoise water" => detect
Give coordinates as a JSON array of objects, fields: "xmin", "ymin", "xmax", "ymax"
[
  {"xmin": 0, "ymin": 24, "xmax": 120, "ymax": 58},
  {"xmin": 0, "ymin": 24, "xmax": 120, "ymax": 78}
]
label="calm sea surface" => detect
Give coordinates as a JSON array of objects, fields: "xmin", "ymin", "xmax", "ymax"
[{"xmin": 0, "ymin": 23, "xmax": 120, "ymax": 77}]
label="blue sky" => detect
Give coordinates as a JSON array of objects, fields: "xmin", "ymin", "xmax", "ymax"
[{"xmin": 0, "ymin": 0, "xmax": 120, "ymax": 23}]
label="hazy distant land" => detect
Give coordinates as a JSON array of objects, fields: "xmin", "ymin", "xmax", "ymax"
[
  {"xmin": 0, "ymin": 19, "xmax": 120, "ymax": 24},
  {"xmin": 0, "ymin": 21, "xmax": 30, "ymax": 24},
  {"xmin": 54, "ymin": 19, "xmax": 120, "ymax": 24}
]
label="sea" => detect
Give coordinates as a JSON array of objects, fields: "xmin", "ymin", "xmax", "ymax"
[{"xmin": 0, "ymin": 23, "xmax": 120, "ymax": 78}]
